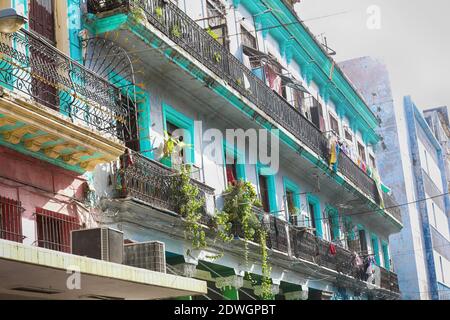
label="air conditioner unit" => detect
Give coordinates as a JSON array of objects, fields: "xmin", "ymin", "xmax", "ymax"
[
  {"xmin": 124, "ymin": 241, "xmax": 166, "ymax": 273},
  {"xmin": 71, "ymin": 227, "xmax": 124, "ymax": 264}
]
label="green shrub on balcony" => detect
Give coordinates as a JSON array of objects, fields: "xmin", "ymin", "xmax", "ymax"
[{"xmin": 214, "ymin": 181, "xmax": 273, "ymax": 299}]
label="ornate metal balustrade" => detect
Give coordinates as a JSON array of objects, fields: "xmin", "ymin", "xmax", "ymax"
[
  {"xmin": 0, "ymin": 29, "xmax": 131, "ymax": 141},
  {"xmin": 383, "ymin": 193, "xmax": 402, "ymax": 223},
  {"xmin": 111, "ymin": 151, "xmax": 214, "ymax": 215},
  {"xmin": 379, "ymin": 265, "xmax": 400, "ymax": 293},
  {"xmin": 87, "ymin": 0, "xmax": 402, "ymax": 223},
  {"xmin": 289, "ymin": 225, "xmax": 400, "ymax": 292}
]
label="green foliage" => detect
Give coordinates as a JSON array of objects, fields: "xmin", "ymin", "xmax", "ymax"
[
  {"xmin": 213, "ymin": 52, "xmax": 222, "ymax": 63},
  {"xmin": 207, "ymin": 27, "xmax": 219, "ymax": 41},
  {"xmin": 171, "ymin": 24, "xmax": 182, "ymax": 38},
  {"xmin": 130, "ymin": 7, "xmax": 146, "ymax": 23},
  {"xmin": 155, "ymin": 6, "xmax": 163, "ymax": 19},
  {"xmin": 214, "ymin": 181, "xmax": 272, "ymax": 299},
  {"xmin": 172, "ymin": 165, "xmax": 206, "ymax": 249}
]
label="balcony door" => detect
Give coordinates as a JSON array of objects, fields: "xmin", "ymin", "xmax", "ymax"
[
  {"xmin": 29, "ymin": 0, "xmax": 58, "ymax": 110},
  {"xmin": 258, "ymin": 174, "xmax": 270, "ymax": 213}
]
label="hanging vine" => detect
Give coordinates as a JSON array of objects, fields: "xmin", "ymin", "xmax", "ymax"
[
  {"xmin": 214, "ymin": 181, "xmax": 273, "ymax": 299},
  {"xmin": 171, "ymin": 164, "xmax": 206, "ymax": 249}
]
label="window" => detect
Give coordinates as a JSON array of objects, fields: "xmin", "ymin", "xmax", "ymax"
[
  {"xmin": 206, "ymin": 0, "xmax": 228, "ymax": 48},
  {"xmin": 241, "ymin": 26, "xmax": 257, "ymax": 50},
  {"xmin": 162, "ymin": 104, "xmax": 195, "ymax": 166},
  {"xmin": 369, "ymin": 154, "xmax": 376, "ymax": 169},
  {"xmin": 358, "ymin": 229, "xmax": 368, "ymax": 254},
  {"xmin": 310, "ymin": 97, "xmax": 325, "ymax": 132},
  {"xmin": 259, "ymin": 175, "xmax": 271, "ymax": 213},
  {"xmin": 327, "ymin": 207, "xmax": 340, "ymax": 242},
  {"xmin": 36, "ymin": 208, "xmax": 80, "ymax": 253},
  {"xmin": 167, "ymin": 121, "xmax": 185, "ymax": 163},
  {"xmin": 286, "ymin": 191, "xmax": 295, "ymax": 215},
  {"xmin": 382, "ymin": 242, "xmax": 390, "ymax": 270},
  {"xmin": 225, "ymin": 161, "xmax": 238, "ymax": 186},
  {"xmin": 307, "ymin": 196, "xmax": 323, "ymax": 238},
  {"xmin": 371, "ymin": 235, "xmax": 381, "ymax": 266},
  {"xmin": 329, "ymin": 113, "xmax": 340, "ymax": 136},
  {"xmin": 440, "ymin": 256, "xmax": 445, "ymax": 283},
  {"xmin": 293, "ymin": 89, "xmax": 305, "ymax": 113},
  {"xmin": 0, "ymin": 196, "xmax": 23, "ymax": 243},
  {"xmin": 29, "ymin": 0, "xmax": 55, "ymax": 43},
  {"xmin": 309, "ymin": 202, "xmax": 316, "ymax": 231},
  {"xmin": 344, "ymin": 129, "xmax": 353, "ymax": 142},
  {"xmin": 358, "ymin": 142, "xmax": 367, "ymax": 163}
]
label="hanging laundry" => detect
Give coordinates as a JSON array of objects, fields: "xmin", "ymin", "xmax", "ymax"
[
  {"xmin": 372, "ymin": 169, "xmax": 385, "ymax": 209},
  {"xmin": 243, "ymin": 73, "xmax": 251, "ymax": 91},
  {"xmin": 328, "ymin": 136, "xmax": 340, "ymax": 172},
  {"xmin": 265, "ymin": 64, "xmax": 283, "ymax": 96},
  {"xmin": 329, "ymin": 243, "xmax": 337, "ymax": 255},
  {"xmin": 242, "ymin": 52, "xmax": 252, "ymax": 69}
]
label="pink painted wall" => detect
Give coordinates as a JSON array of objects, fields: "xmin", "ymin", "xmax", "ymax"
[{"xmin": 0, "ymin": 146, "xmax": 87, "ymax": 246}]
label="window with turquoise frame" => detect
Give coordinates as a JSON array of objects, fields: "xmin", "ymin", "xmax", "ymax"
[
  {"xmin": 371, "ymin": 234, "xmax": 381, "ymax": 266},
  {"xmin": 283, "ymin": 177, "xmax": 301, "ymax": 225},
  {"xmin": 223, "ymin": 140, "xmax": 246, "ymax": 185},
  {"xmin": 161, "ymin": 103, "xmax": 195, "ymax": 167},
  {"xmin": 257, "ymin": 165, "xmax": 278, "ymax": 215},
  {"xmin": 382, "ymin": 241, "xmax": 390, "ymax": 270},
  {"xmin": 108, "ymin": 72, "xmax": 152, "ymax": 157},
  {"xmin": 306, "ymin": 194, "xmax": 323, "ymax": 238},
  {"xmin": 326, "ymin": 205, "xmax": 340, "ymax": 242}
]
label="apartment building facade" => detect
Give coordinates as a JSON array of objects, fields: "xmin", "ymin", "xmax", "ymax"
[
  {"xmin": 340, "ymin": 57, "xmax": 450, "ymax": 300},
  {"xmin": 83, "ymin": 0, "xmax": 402, "ymax": 300},
  {"xmin": 0, "ymin": 0, "xmax": 402, "ymax": 300}
]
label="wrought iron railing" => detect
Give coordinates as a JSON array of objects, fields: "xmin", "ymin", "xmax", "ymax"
[
  {"xmin": 0, "ymin": 29, "xmax": 131, "ymax": 141},
  {"xmin": 0, "ymin": 196, "xmax": 25, "ymax": 243},
  {"xmin": 111, "ymin": 151, "xmax": 215, "ymax": 215},
  {"xmin": 383, "ymin": 193, "xmax": 402, "ymax": 223},
  {"xmin": 289, "ymin": 225, "xmax": 400, "ymax": 292},
  {"xmin": 380, "ymin": 265, "xmax": 400, "ymax": 293},
  {"xmin": 87, "ymin": 0, "xmax": 402, "ymax": 222}
]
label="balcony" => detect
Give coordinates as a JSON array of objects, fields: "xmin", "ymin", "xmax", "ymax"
[
  {"xmin": 86, "ymin": 0, "xmax": 401, "ymax": 225},
  {"xmin": 289, "ymin": 225, "xmax": 400, "ymax": 294},
  {"xmin": 110, "ymin": 151, "xmax": 215, "ymax": 219},
  {"xmin": 0, "ymin": 29, "xmax": 128, "ymax": 172}
]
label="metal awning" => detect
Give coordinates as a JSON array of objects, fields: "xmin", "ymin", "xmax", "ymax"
[
  {"xmin": 242, "ymin": 45, "xmax": 285, "ymax": 70},
  {"xmin": 0, "ymin": 239, "xmax": 207, "ymax": 300},
  {"xmin": 279, "ymin": 74, "xmax": 310, "ymax": 93}
]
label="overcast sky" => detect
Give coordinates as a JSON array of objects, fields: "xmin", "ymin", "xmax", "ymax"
[{"xmin": 296, "ymin": 0, "xmax": 450, "ymax": 110}]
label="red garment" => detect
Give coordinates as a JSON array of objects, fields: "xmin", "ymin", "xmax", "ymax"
[
  {"xmin": 226, "ymin": 165, "xmax": 236, "ymax": 185},
  {"xmin": 265, "ymin": 64, "xmax": 282, "ymax": 96},
  {"xmin": 329, "ymin": 243, "xmax": 337, "ymax": 255}
]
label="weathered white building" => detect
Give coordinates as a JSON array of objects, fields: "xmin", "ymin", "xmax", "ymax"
[{"xmin": 341, "ymin": 56, "xmax": 450, "ymax": 300}]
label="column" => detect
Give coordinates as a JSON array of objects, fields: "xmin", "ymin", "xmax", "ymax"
[
  {"xmin": 173, "ymin": 263, "xmax": 198, "ymax": 301},
  {"xmin": 215, "ymin": 275, "xmax": 244, "ymax": 300}
]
